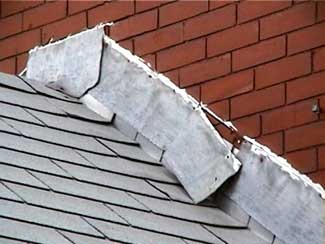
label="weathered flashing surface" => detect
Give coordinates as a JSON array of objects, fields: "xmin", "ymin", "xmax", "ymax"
[
  {"xmin": 24, "ymin": 25, "xmax": 325, "ymax": 244},
  {"xmin": 26, "ymin": 27, "xmax": 104, "ymax": 98}
]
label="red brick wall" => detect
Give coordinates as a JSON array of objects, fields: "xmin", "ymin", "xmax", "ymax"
[{"xmin": 0, "ymin": 0, "xmax": 325, "ymax": 186}]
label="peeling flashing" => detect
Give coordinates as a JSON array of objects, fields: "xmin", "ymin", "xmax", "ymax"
[{"xmin": 24, "ymin": 25, "xmax": 325, "ymax": 244}]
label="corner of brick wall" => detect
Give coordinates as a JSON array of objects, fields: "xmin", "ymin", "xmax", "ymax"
[{"xmin": 0, "ymin": 0, "xmax": 324, "ymax": 186}]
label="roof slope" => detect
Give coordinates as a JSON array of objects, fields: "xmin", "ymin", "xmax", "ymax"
[{"xmin": 0, "ymin": 72, "xmax": 270, "ymax": 244}]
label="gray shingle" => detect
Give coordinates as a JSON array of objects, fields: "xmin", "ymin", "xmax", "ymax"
[
  {"xmin": 248, "ymin": 218, "xmax": 274, "ymax": 243},
  {"xmin": 31, "ymin": 172, "xmax": 148, "ymax": 211},
  {"xmin": 130, "ymin": 194, "xmax": 245, "ymax": 227},
  {"xmin": 78, "ymin": 151, "xmax": 177, "ymax": 183},
  {"xmin": 148, "ymin": 180, "xmax": 193, "ymax": 203},
  {"xmin": 0, "ymin": 148, "xmax": 70, "ymax": 177},
  {"xmin": 86, "ymin": 218, "xmax": 186, "ymax": 244},
  {"xmin": 22, "ymin": 77, "xmax": 80, "ymax": 103},
  {"xmin": 5, "ymin": 183, "xmax": 127, "ymax": 224},
  {"xmin": 0, "ymin": 199, "xmax": 102, "ymax": 237},
  {"xmin": 55, "ymin": 161, "xmax": 167, "ymax": 198},
  {"xmin": 46, "ymin": 97, "xmax": 110, "ymax": 122},
  {"xmin": 0, "ymin": 86, "xmax": 65, "ymax": 115},
  {"xmin": 0, "ymin": 102, "xmax": 43, "ymax": 125},
  {"xmin": 0, "ymin": 133, "xmax": 92, "ymax": 165},
  {"xmin": 109, "ymin": 205, "xmax": 222, "ymax": 243},
  {"xmin": 0, "ymin": 164, "xmax": 48, "ymax": 189},
  {"xmin": 0, "ymin": 118, "xmax": 20, "ymax": 135},
  {"xmin": 28, "ymin": 109, "xmax": 135, "ymax": 143},
  {"xmin": 98, "ymin": 138, "xmax": 159, "ymax": 164},
  {"xmin": 204, "ymin": 225, "xmax": 269, "ymax": 244},
  {"xmin": 0, "ymin": 182, "xmax": 22, "ymax": 202},
  {"xmin": 0, "ymin": 73, "xmax": 35, "ymax": 93},
  {"xmin": 0, "ymin": 237, "xmax": 29, "ymax": 244},
  {"xmin": 0, "ymin": 217, "xmax": 72, "ymax": 244},
  {"xmin": 60, "ymin": 231, "xmax": 118, "ymax": 244},
  {"xmin": 3, "ymin": 118, "xmax": 114, "ymax": 155}
]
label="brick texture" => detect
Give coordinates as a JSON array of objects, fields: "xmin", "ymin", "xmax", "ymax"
[
  {"xmin": 201, "ymin": 69, "xmax": 253, "ymax": 104},
  {"xmin": 23, "ymin": 1, "xmax": 67, "ymax": 30},
  {"xmin": 255, "ymin": 52, "xmax": 311, "ymax": 89},
  {"xmin": 156, "ymin": 38, "xmax": 205, "ymax": 72},
  {"xmin": 110, "ymin": 10, "xmax": 158, "ymax": 41},
  {"xmin": 260, "ymin": 2, "xmax": 315, "ymax": 39},
  {"xmin": 286, "ymin": 149, "xmax": 317, "ymax": 173},
  {"xmin": 183, "ymin": 4, "xmax": 236, "ymax": 40},
  {"xmin": 288, "ymin": 22, "xmax": 325, "ymax": 55},
  {"xmin": 207, "ymin": 21, "xmax": 258, "ymax": 57},
  {"xmin": 0, "ymin": 13, "xmax": 22, "ymax": 39},
  {"xmin": 0, "ymin": 1, "xmax": 325, "ymax": 187},
  {"xmin": 159, "ymin": 0, "xmax": 208, "ymax": 27},
  {"xmin": 314, "ymin": 47, "xmax": 325, "ymax": 72},
  {"xmin": 0, "ymin": 57, "xmax": 16, "ymax": 74},
  {"xmin": 134, "ymin": 23, "xmax": 183, "ymax": 56},
  {"xmin": 42, "ymin": 13, "xmax": 87, "ymax": 43},
  {"xmin": 179, "ymin": 54, "xmax": 231, "ymax": 87},
  {"xmin": 287, "ymin": 71, "xmax": 325, "ymax": 103},
  {"xmin": 238, "ymin": 1, "xmax": 291, "ymax": 23},
  {"xmin": 231, "ymin": 84, "xmax": 285, "ymax": 119},
  {"xmin": 232, "ymin": 36, "xmax": 286, "ymax": 71}
]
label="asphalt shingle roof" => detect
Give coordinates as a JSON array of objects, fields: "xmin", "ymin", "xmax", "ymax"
[{"xmin": 0, "ymin": 72, "xmax": 271, "ymax": 244}]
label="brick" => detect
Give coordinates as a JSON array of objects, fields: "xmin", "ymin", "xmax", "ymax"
[
  {"xmin": 286, "ymin": 121, "xmax": 325, "ymax": 151},
  {"xmin": 288, "ymin": 22, "xmax": 325, "ymax": 55},
  {"xmin": 314, "ymin": 47, "xmax": 325, "ymax": 72},
  {"xmin": 308, "ymin": 171, "xmax": 325, "ymax": 187},
  {"xmin": 42, "ymin": 12, "xmax": 86, "ymax": 43},
  {"xmin": 258, "ymin": 132, "xmax": 283, "ymax": 155},
  {"xmin": 319, "ymin": 145, "xmax": 325, "ymax": 169},
  {"xmin": 215, "ymin": 123, "xmax": 234, "ymax": 144},
  {"xmin": 179, "ymin": 54, "xmax": 231, "ymax": 87},
  {"xmin": 68, "ymin": 0, "xmax": 104, "ymax": 15},
  {"xmin": 255, "ymin": 52, "xmax": 311, "ymax": 89},
  {"xmin": 320, "ymin": 96, "xmax": 325, "ymax": 121},
  {"xmin": 209, "ymin": 1, "xmax": 234, "ymax": 10},
  {"xmin": 286, "ymin": 149, "xmax": 317, "ymax": 173},
  {"xmin": 186, "ymin": 85, "xmax": 200, "ymax": 101},
  {"xmin": 318, "ymin": 2, "xmax": 325, "ymax": 22},
  {"xmin": 142, "ymin": 54, "xmax": 156, "ymax": 69},
  {"xmin": 110, "ymin": 10, "xmax": 158, "ymax": 41},
  {"xmin": 287, "ymin": 71, "xmax": 325, "ymax": 103},
  {"xmin": 184, "ymin": 4, "xmax": 236, "ymax": 40},
  {"xmin": 0, "ymin": 57, "xmax": 16, "ymax": 74},
  {"xmin": 231, "ymin": 84, "xmax": 285, "ymax": 119},
  {"xmin": 134, "ymin": 23, "xmax": 183, "ymax": 56},
  {"xmin": 17, "ymin": 52, "xmax": 28, "ymax": 74},
  {"xmin": 156, "ymin": 38, "xmax": 205, "ymax": 72},
  {"xmin": 135, "ymin": 0, "xmax": 165, "ymax": 13},
  {"xmin": 0, "ymin": 14, "xmax": 22, "ymax": 39},
  {"xmin": 23, "ymin": 1, "xmax": 67, "ymax": 30},
  {"xmin": 118, "ymin": 39, "xmax": 133, "ymax": 53},
  {"xmin": 233, "ymin": 36, "xmax": 286, "ymax": 71},
  {"xmin": 0, "ymin": 29, "xmax": 40, "ymax": 59},
  {"xmin": 164, "ymin": 70, "xmax": 179, "ymax": 86},
  {"xmin": 88, "ymin": 1, "xmax": 134, "ymax": 27},
  {"xmin": 238, "ymin": 1, "xmax": 291, "ymax": 23},
  {"xmin": 234, "ymin": 115, "xmax": 261, "ymax": 138},
  {"xmin": 1, "ymin": 1, "xmax": 43, "ymax": 17},
  {"xmin": 159, "ymin": 0, "xmax": 208, "ymax": 27},
  {"xmin": 201, "ymin": 69, "xmax": 253, "ymax": 104},
  {"xmin": 209, "ymin": 100, "xmax": 230, "ymax": 122},
  {"xmin": 262, "ymin": 99, "xmax": 318, "ymax": 134},
  {"xmin": 260, "ymin": 2, "xmax": 315, "ymax": 40},
  {"xmin": 207, "ymin": 21, "xmax": 258, "ymax": 57}
]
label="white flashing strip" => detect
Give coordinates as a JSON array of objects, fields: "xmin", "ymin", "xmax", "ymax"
[
  {"xmin": 90, "ymin": 36, "xmax": 241, "ymax": 203},
  {"xmin": 26, "ymin": 25, "xmax": 108, "ymax": 98},
  {"xmin": 28, "ymin": 24, "xmax": 325, "ymax": 244}
]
